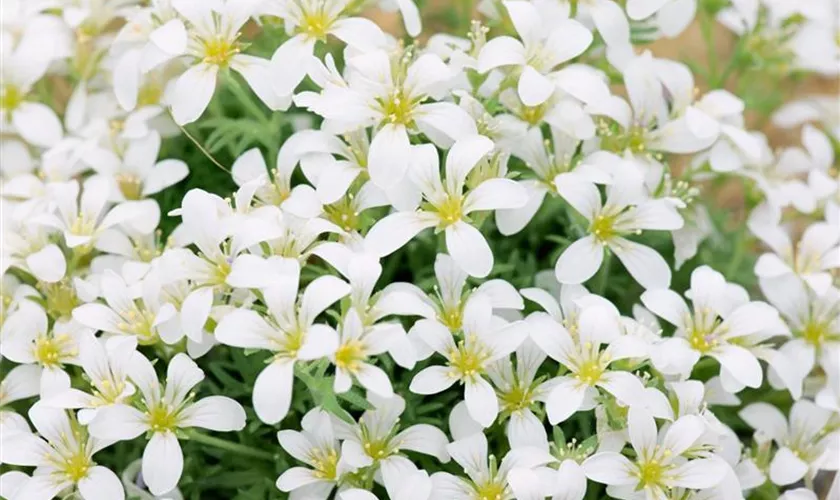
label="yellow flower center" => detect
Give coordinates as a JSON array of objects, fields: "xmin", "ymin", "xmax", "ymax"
[
  {"xmin": 39, "ymin": 279, "xmax": 80, "ymax": 319},
  {"xmin": 499, "ymin": 383, "xmax": 534, "ymax": 413},
  {"xmin": 116, "ymin": 308, "xmax": 159, "ymax": 345},
  {"xmin": 575, "ymin": 358, "xmax": 605, "ymax": 386},
  {"xmin": 62, "ymin": 450, "xmax": 93, "ymax": 482},
  {"xmin": 300, "ymin": 10, "xmax": 333, "ymax": 39},
  {"xmin": 310, "ymin": 447, "xmax": 339, "ymax": 480},
  {"xmin": 334, "ymin": 339, "xmax": 366, "ymax": 373},
  {"xmin": 519, "ymin": 102, "xmax": 548, "ymax": 126},
  {"xmin": 0, "ymin": 84, "xmax": 24, "ymax": 112},
  {"xmin": 324, "ymin": 198, "xmax": 359, "ymax": 232},
  {"xmin": 440, "ymin": 304, "xmax": 463, "ymax": 332},
  {"xmin": 688, "ymin": 327, "xmax": 718, "ymax": 353},
  {"xmin": 92, "ymin": 378, "xmax": 128, "ymax": 405},
  {"xmin": 70, "ymin": 214, "xmax": 98, "ymax": 237},
  {"xmin": 116, "ymin": 173, "xmax": 143, "ymax": 200},
  {"xmin": 363, "ymin": 439, "xmax": 392, "ymax": 460},
  {"xmin": 34, "ymin": 335, "xmax": 74, "ymax": 367},
  {"xmin": 636, "ymin": 458, "xmax": 665, "ymax": 488},
  {"xmin": 437, "ymin": 196, "xmax": 463, "ymax": 227},
  {"xmin": 474, "ymin": 479, "xmax": 506, "ymax": 500},
  {"xmin": 202, "ymin": 36, "xmax": 239, "ymax": 66},
  {"xmin": 589, "ymin": 213, "xmax": 617, "ymax": 243},
  {"xmin": 379, "ymin": 89, "xmax": 415, "ymax": 125},
  {"xmin": 147, "ymin": 404, "xmax": 178, "ymax": 433},
  {"xmin": 137, "ymin": 81, "xmax": 163, "ymax": 107},
  {"xmin": 448, "ymin": 338, "xmax": 490, "ymax": 381},
  {"xmin": 800, "ymin": 319, "xmax": 832, "ymax": 347}
]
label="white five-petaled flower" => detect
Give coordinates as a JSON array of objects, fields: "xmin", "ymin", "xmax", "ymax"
[
  {"xmin": 84, "ymin": 131, "xmax": 189, "ymax": 202},
  {"xmin": 740, "ymin": 399, "xmax": 840, "ymax": 486},
  {"xmin": 215, "ymin": 257, "xmax": 350, "ymax": 424},
  {"xmin": 750, "ymin": 206, "xmax": 840, "ymax": 295},
  {"xmin": 477, "ymin": 1, "xmax": 593, "ymax": 107},
  {"xmin": 303, "ymin": 49, "xmax": 477, "ymax": 190},
  {"xmin": 0, "ymin": 35, "xmax": 62, "ymax": 147},
  {"xmin": 268, "ymin": 0, "xmax": 389, "ymax": 96},
  {"xmin": 142, "ymin": 0, "xmax": 289, "ymax": 124},
  {"xmin": 365, "ymin": 135, "xmax": 528, "ymax": 277},
  {"xmin": 88, "ymin": 353, "xmax": 246, "ymax": 496},
  {"xmin": 487, "ymin": 339, "xmax": 552, "ymax": 448},
  {"xmin": 0, "ymin": 301, "xmax": 82, "ymax": 397},
  {"xmin": 0, "ymin": 403, "xmax": 125, "ymax": 500},
  {"xmin": 409, "ymin": 295, "xmax": 528, "ymax": 427},
  {"xmin": 335, "ymin": 393, "xmax": 450, "ymax": 471},
  {"xmin": 44, "ymin": 334, "xmax": 138, "ymax": 424},
  {"xmin": 72, "ymin": 270, "xmax": 177, "ymax": 345},
  {"xmin": 36, "ymin": 177, "xmax": 157, "ymax": 251},
  {"xmin": 641, "ymin": 265, "xmax": 786, "ymax": 390},
  {"xmin": 429, "ymin": 432, "xmax": 556, "ymax": 500},
  {"xmin": 329, "ymin": 309, "xmax": 398, "ymax": 398},
  {"xmin": 759, "ymin": 274, "xmax": 840, "ymax": 378},
  {"xmin": 276, "ymin": 407, "xmax": 353, "ymax": 498},
  {"xmin": 528, "ymin": 304, "xmax": 649, "ymax": 424},
  {"xmin": 554, "ymin": 169, "xmax": 684, "ymax": 289},
  {"xmin": 583, "ymin": 406, "xmax": 728, "ymax": 498}
]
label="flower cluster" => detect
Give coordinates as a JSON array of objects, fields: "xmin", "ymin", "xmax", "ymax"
[{"xmin": 1, "ymin": 0, "xmax": 838, "ymax": 499}]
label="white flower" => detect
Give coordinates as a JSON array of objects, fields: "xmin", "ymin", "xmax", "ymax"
[
  {"xmin": 303, "ymin": 49, "xmax": 477, "ymax": 189},
  {"xmin": 641, "ymin": 265, "xmax": 784, "ymax": 390},
  {"xmin": 44, "ymin": 334, "xmax": 138, "ymax": 424},
  {"xmin": 739, "ymin": 399, "xmax": 840, "ymax": 486},
  {"xmin": 759, "ymin": 274, "xmax": 840, "ymax": 387},
  {"xmin": 365, "ymin": 135, "xmax": 528, "ymax": 278},
  {"xmin": 230, "ymin": 143, "xmax": 322, "ymax": 218},
  {"xmin": 72, "ymin": 270, "xmax": 177, "ymax": 345},
  {"xmin": 143, "ymin": 0, "xmax": 289, "ymax": 124},
  {"xmin": 339, "ymin": 459, "xmax": 434, "ymax": 500},
  {"xmin": 477, "ymin": 1, "xmax": 593, "ymax": 107},
  {"xmin": 692, "ymin": 90, "xmax": 763, "ymax": 173},
  {"xmin": 487, "ymin": 339, "xmax": 551, "ymax": 448},
  {"xmin": 36, "ymin": 177, "xmax": 157, "ymax": 250},
  {"xmin": 276, "ymin": 407, "xmax": 353, "ymax": 498},
  {"xmin": 329, "ymin": 309, "xmax": 397, "ymax": 398},
  {"xmin": 750, "ymin": 205, "xmax": 840, "ymax": 295},
  {"xmin": 0, "ymin": 36, "xmax": 62, "ymax": 147},
  {"xmin": 497, "ymin": 127, "xmax": 607, "ymax": 236},
  {"xmin": 583, "ymin": 407, "xmax": 728, "ymax": 498},
  {"xmin": 85, "ymin": 131, "xmax": 189, "ymax": 201},
  {"xmin": 170, "ymin": 189, "xmax": 284, "ymax": 339},
  {"xmin": 529, "ymin": 304, "xmax": 649, "ymax": 424},
  {"xmin": 0, "ymin": 302, "xmax": 82, "ymax": 396},
  {"xmin": 335, "ymin": 393, "xmax": 450, "ymax": 470},
  {"xmin": 430, "ymin": 432, "xmax": 555, "ymax": 500},
  {"xmin": 0, "ymin": 363, "xmax": 40, "ymax": 436},
  {"xmin": 773, "ymin": 96, "xmax": 839, "ymax": 142},
  {"xmin": 268, "ymin": 0, "xmax": 389, "ymax": 96},
  {"xmin": 215, "ymin": 257, "xmax": 350, "ymax": 423},
  {"xmin": 0, "ymin": 403, "xmax": 125, "ymax": 500},
  {"xmin": 553, "ymin": 169, "xmax": 684, "ymax": 289},
  {"xmin": 589, "ymin": 53, "xmax": 720, "ymax": 185},
  {"xmin": 409, "ymin": 295, "xmax": 528, "ymax": 427},
  {"xmin": 88, "ymin": 353, "xmax": 246, "ymax": 495}
]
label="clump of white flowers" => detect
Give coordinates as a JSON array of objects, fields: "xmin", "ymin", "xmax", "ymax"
[{"xmin": 1, "ymin": 0, "xmax": 838, "ymax": 499}]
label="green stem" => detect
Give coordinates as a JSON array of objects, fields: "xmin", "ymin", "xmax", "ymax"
[
  {"xmin": 186, "ymin": 431, "xmax": 275, "ymax": 462},
  {"xmin": 725, "ymin": 230, "xmax": 748, "ymax": 278},
  {"xmin": 225, "ymin": 72, "xmax": 271, "ymax": 125},
  {"xmin": 596, "ymin": 251, "xmax": 612, "ymax": 295},
  {"xmin": 699, "ymin": 7, "xmax": 718, "ymax": 81}
]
